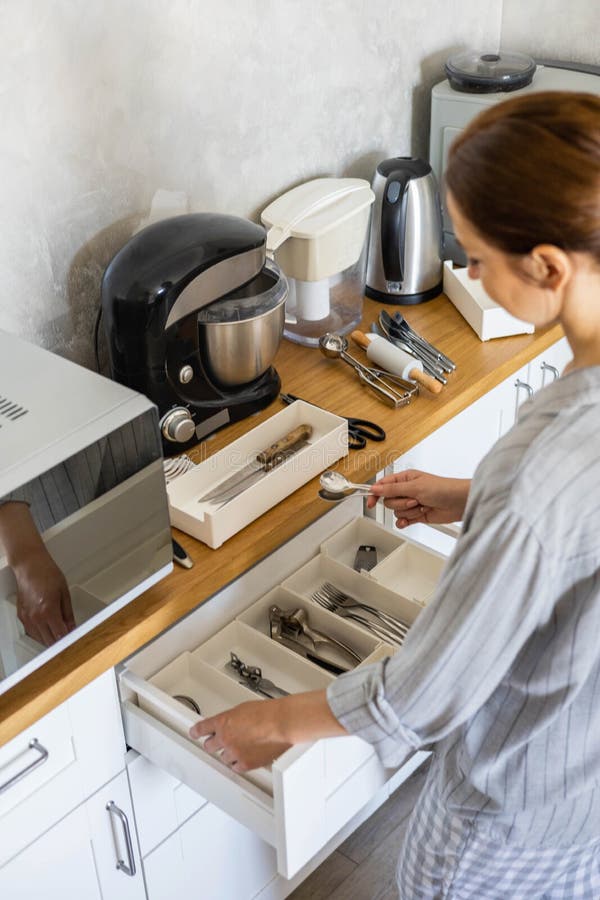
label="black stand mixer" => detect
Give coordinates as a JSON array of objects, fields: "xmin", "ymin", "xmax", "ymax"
[{"xmin": 101, "ymin": 214, "xmax": 288, "ymax": 455}]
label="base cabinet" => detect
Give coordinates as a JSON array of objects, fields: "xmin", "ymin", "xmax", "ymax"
[
  {"xmin": 143, "ymin": 801, "xmax": 277, "ymax": 900},
  {"xmin": 0, "ymin": 770, "xmax": 144, "ymax": 900}
]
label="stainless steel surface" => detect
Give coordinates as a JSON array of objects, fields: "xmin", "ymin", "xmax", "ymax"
[
  {"xmin": 541, "ymin": 362, "xmax": 560, "ymax": 383},
  {"xmin": 173, "ymin": 694, "xmax": 202, "ymax": 714},
  {"xmin": 178, "ymin": 365, "xmax": 194, "ymax": 384},
  {"xmin": 312, "ymin": 592, "xmax": 405, "ymax": 646},
  {"xmin": 319, "ymin": 471, "xmax": 373, "ymax": 496},
  {"xmin": 198, "ymin": 262, "xmax": 287, "ymax": 388},
  {"xmin": 514, "ymin": 379, "xmax": 534, "ymax": 421},
  {"xmin": 161, "ymin": 407, "xmax": 196, "ymax": 443},
  {"xmin": 197, "ymin": 424, "xmax": 313, "ymax": 504},
  {"xmin": 366, "ymin": 159, "xmax": 443, "ymax": 299},
  {"xmin": 313, "ymin": 582, "xmax": 410, "ymax": 644},
  {"xmin": 269, "ymin": 605, "xmax": 362, "ymax": 673},
  {"xmin": 0, "ymin": 738, "xmax": 48, "ymax": 795},
  {"xmin": 227, "ymin": 651, "xmax": 289, "ymax": 699},
  {"xmin": 165, "ymin": 246, "xmax": 265, "ymax": 329},
  {"xmin": 377, "ymin": 314, "xmax": 448, "ymax": 383},
  {"xmin": 106, "ymin": 801, "xmax": 137, "ymax": 877},
  {"xmin": 163, "ymin": 454, "xmax": 197, "ymax": 483},
  {"xmin": 318, "ymin": 333, "xmax": 413, "ymax": 408},
  {"xmin": 392, "ymin": 312, "xmax": 456, "ymax": 371}
]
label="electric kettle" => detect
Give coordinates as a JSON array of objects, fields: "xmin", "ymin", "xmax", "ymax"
[{"xmin": 365, "ymin": 157, "xmax": 443, "ymax": 304}]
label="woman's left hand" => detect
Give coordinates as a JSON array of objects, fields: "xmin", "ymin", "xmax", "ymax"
[{"xmin": 190, "ymin": 698, "xmax": 291, "ymax": 772}]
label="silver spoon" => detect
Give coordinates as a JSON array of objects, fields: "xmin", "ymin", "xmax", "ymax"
[{"xmin": 319, "ymin": 471, "xmax": 373, "ymax": 497}]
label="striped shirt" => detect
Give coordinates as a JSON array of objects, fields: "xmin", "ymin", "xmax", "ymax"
[
  {"xmin": 327, "ymin": 365, "xmax": 600, "ymax": 849},
  {"xmin": 1, "ymin": 410, "xmax": 162, "ymax": 533}
]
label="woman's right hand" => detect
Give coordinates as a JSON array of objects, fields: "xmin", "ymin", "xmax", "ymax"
[{"xmin": 367, "ymin": 469, "xmax": 471, "ymax": 528}]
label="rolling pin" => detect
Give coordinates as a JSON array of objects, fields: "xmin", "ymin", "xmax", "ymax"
[{"xmin": 351, "ymin": 331, "xmax": 443, "ymax": 394}]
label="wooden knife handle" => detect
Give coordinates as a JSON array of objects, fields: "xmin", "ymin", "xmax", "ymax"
[
  {"xmin": 257, "ymin": 423, "xmax": 313, "ymax": 468},
  {"xmin": 350, "ymin": 330, "xmax": 370, "ymax": 351},
  {"xmin": 408, "ymin": 368, "xmax": 443, "ymax": 395}
]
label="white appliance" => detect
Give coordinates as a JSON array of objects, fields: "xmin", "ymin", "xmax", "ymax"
[
  {"xmin": 0, "ymin": 331, "xmax": 172, "ymax": 693},
  {"xmin": 261, "ymin": 178, "xmax": 374, "ymax": 346},
  {"xmin": 429, "ymin": 60, "xmax": 600, "ymax": 262}
]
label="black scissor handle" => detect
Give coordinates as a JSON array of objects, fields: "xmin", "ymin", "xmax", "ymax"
[{"xmin": 348, "ymin": 419, "xmax": 386, "ymax": 442}]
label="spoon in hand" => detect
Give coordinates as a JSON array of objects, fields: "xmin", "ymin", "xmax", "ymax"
[{"xmin": 319, "ymin": 471, "xmax": 373, "ymax": 497}]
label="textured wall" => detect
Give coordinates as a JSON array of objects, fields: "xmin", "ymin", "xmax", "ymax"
[
  {"xmin": 0, "ymin": 0, "xmax": 502, "ymax": 368},
  {"xmin": 501, "ymin": 0, "xmax": 600, "ymax": 62}
]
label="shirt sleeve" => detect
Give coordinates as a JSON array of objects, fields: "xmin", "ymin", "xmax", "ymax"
[{"xmin": 326, "ymin": 498, "xmax": 555, "ymax": 767}]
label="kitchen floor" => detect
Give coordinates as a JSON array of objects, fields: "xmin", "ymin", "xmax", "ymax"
[{"xmin": 289, "ymin": 763, "xmax": 428, "ymax": 900}]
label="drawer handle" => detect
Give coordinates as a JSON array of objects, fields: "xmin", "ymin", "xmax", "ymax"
[
  {"xmin": 540, "ymin": 361, "xmax": 560, "ymax": 384},
  {"xmin": 514, "ymin": 379, "xmax": 533, "ymax": 421},
  {"xmin": 106, "ymin": 801, "xmax": 136, "ymax": 876},
  {"xmin": 0, "ymin": 738, "xmax": 49, "ymax": 795}
]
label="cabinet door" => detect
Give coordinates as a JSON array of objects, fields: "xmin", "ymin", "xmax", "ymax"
[
  {"xmin": 143, "ymin": 802, "xmax": 277, "ymax": 900},
  {"xmin": 0, "ymin": 803, "xmax": 102, "ymax": 900},
  {"xmin": 86, "ymin": 770, "xmax": 146, "ymax": 900}
]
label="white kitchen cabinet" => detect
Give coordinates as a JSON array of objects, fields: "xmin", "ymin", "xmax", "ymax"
[
  {"xmin": 0, "ymin": 770, "xmax": 143, "ymax": 900},
  {"xmin": 120, "ymin": 500, "xmax": 432, "ymax": 884},
  {"xmin": 0, "ymin": 668, "xmax": 126, "ymax": 867},
  {"xmin": 143, "ymin": 800, "xmax": 277, "ymax": 900}
]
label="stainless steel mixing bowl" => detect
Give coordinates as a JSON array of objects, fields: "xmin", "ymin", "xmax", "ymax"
[{"xmin": 197, "ymin": 260, "xmax": 288, "ymax": 387}]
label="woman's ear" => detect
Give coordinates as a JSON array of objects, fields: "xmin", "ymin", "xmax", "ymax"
[{"xmin": 522, "ymin": 245, "xmax": 572, "ymax": 290}]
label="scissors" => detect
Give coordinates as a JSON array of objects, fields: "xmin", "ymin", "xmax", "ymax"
[{"xmin": 280, "ymin": 393, "xmax": 386, "ymax": 450}]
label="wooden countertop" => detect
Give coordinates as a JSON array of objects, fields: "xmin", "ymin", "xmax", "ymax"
[{"xmin": 0, "ymin": 295, "xmax": 563, "ymax": 745}]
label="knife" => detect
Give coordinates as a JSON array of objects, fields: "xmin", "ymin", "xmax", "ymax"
[{"xmin": 197, "ymin": 423, "xmax": 313, "ymax": 505}]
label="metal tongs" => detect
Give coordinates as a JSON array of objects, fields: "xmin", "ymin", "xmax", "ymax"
[
  {"xmin": 269, "ymin": 605, "xmax": 362, "ymax": 674},
  {"xmin": 227, "ymin": 651, "xmax": 290, "ymax": 699},
  {"xmin": 318, "ymin": 332, "xmax": 417, "ymax": 408}
]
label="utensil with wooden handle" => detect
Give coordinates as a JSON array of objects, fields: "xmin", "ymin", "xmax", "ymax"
[{"xmin": 351, "ymin": 331, "xmax": 443, "ymax": 394}]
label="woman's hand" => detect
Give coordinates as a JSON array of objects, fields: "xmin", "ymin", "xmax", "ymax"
[
  {"xmin": 190, "ymin": 690, "xmax": 347, "ymax": 773},
  {"xmin": 13, "ymin": 547, "xmax": 75, "ymax": 646},
  {"xmin": 0, "ymin": 501, "xmax": 75, "ymax": 646},
  {"xmin": 367, "ymin": 469, "xmax": 471, "ymax": 528}
]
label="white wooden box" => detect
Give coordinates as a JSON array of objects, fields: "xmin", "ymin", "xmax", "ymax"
[
  {"xmin": 443, "ymin": 260, "xmax": 534, "ymax": 341},
  {"xmin": 119, "ymin": 505, "xmax": 441, "ymax": 879},
  {"xmin": 167, "ymin": 400, "xmax": 348, "ymax": 548}
]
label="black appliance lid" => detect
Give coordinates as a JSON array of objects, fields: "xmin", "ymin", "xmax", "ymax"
[
  {"xmin": 196, "ymin": 259, "xmax": 287, "ymax": 323},
  {"xmin": 445, "ymin": 49, "xmax": 536, "ymax": 93},
  {"xmin": 102, "ymin": 213, "xmax": 268, "ymax": 329}
]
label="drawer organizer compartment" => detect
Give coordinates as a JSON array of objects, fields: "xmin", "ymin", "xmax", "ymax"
[
  {"xmin": 320, "ymin": 515, "xmax": 447, "ymax": 605},
  {"xmin": 120, "ymin": 512, "xmax": 441, "ymax": 878},
  {"xmin": 167, "ymin": 400, "xmax": 348, "ymax": 548}
]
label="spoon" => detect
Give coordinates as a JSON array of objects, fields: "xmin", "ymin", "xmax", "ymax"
[{"xmin": 319, "ymin": 471, "xmax": 373, "ymax": 496}]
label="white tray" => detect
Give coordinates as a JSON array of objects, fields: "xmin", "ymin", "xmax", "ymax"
[
  {"xmin": 167, "ymin": 401, "xmax": 348, "ymax": 548},
  {"xmin": 443, "ymin": 260, "xmax": 534, "ymax": 341}
]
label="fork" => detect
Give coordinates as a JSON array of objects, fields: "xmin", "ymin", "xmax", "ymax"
[
  {"xmin": 318, "ymin": 583, "xmax": 410, "ymax": 639},
  {"xmin": 312, "ymin": 593, "xmax": 404, "ymax": 646}
]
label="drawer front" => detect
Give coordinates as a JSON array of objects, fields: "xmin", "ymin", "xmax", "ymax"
[
  {"xmin": 121, "ymin": 501, "xmax": 438, "ymax": 879},
  {"xmin": 0, "ymin": 669, "xmax": 125, "ymax": 865}
]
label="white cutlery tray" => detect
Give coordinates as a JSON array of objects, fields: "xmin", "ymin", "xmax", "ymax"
[
  {"xmin": 120, "ymin": 508, "xmax": 442, "ymax": 878},
  {"xmin": 167, "ymin": 400, "xmax": 348, "ymax": 547},
  {"xmin": 443, "ymin": 260, "xmax": 535, "ymax": 341}
]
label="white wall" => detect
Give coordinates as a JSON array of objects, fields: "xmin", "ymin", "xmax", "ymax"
[
  {"xmin": 501, "ymin": 0, "xmax": 600, "ymax": 62},
  {"xmin": 0, "ymin": 0, "xmax": 501, "ymax": 367}
]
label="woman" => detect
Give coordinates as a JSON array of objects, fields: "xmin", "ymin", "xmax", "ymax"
[{"xmin": 191, "ymin": 91, "xmax": 600, "ymax": 897}]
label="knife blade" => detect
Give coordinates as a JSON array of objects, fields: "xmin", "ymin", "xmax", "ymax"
[{"xmin": 197, "ymin": 423, "xmax": 313, "ymax": 505}]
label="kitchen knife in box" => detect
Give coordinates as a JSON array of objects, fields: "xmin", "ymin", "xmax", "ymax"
[{"xmin": 197, "ymin": 424, "xmax": 313, "ymax": 504}]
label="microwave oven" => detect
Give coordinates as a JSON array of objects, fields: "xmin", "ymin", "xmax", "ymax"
[
  {"xmin": 0, "ymin": 331, "xmax": 173, "ymax": 695},
  {"xmin": 429, "ymin": 60, "xmax": 600, "ymax": 262}
]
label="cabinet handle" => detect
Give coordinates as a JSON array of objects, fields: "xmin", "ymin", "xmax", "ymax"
[
  {"xmin": 540, "ymin": 361, "xmax": 559, "ymax": 385},
  {"xmin": 0, "ymin": 738, "xmax": 49, "ymax": 795},
  {"xmin": 106, "ymin": 800, "xmax": 137, "ymax": 876},
  {"xmin": 514, "ymin": 379, "xmax": 533, "ymax": 421}
]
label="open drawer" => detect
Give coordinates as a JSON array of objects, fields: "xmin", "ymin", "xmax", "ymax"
[{"xmin": 119, "ymin": 500, "xmax": 441, "ymax": 879}]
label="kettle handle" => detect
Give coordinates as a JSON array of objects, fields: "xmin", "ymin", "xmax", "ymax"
[{"xmin": 380, "ymin": 169, "xmax": 412, "ymax": 284}]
